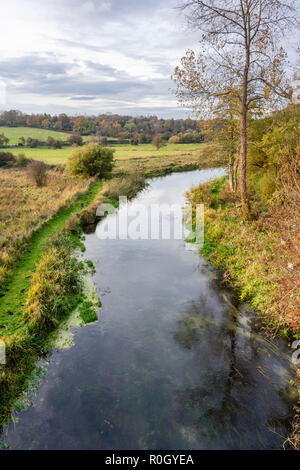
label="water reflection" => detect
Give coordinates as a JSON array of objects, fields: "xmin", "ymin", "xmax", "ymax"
[
  {"xmin": 172, "ymin": 294, "xmax": 294, "ymax": 449},
  {"xmin": 1, "ymin": 169, "xmax": 297, "ymax": 450}
]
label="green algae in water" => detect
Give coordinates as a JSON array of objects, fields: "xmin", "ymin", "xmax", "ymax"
[{"xmin": 52, "ymin": 276, "xmax": 101, "ymax": 350}]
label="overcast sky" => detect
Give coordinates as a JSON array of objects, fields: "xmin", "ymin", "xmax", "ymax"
[{"xmin": 0, "ymin": 0, "xmax": 298, "ymax": 119}]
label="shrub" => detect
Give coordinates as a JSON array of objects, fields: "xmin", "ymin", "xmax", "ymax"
[
  {"xmin": 67, "ymin": 143, "xmax": 115, "ymax": 178},
  {"xmin": 46, "ymin": 136, "xmax": 63, "ymax": 149},
  {"xmin": 169, "ymin": 135, "xmax": 181, "ymax": 144},
  {"xmin": 67, "ymin": 134, "xmax": 83, "ymax": 146},
  {"xmin": 152, "ymin": 135, "xmax": 166, "ymax": 150},
  {"xmin": 0, "ymin": 133, "xmax": 9, "ymax": 147},
  {"xmin": 103, "ymin": 166, "xmax": 147, "ymax": 200},
  {"xmin": 27, "ymin": 161, "xmax": 48, "ymax": 187},
  {"xmin": 0, "ymin": 152, "xmax": 15, "ymax": 167},
  {"xmin": 257, "ymin": 171, "xmax": 277, "ymax": 201},
  {"xmin": 26, "ymin": 137, "xmax": 42, "ymax": 148},
  {"xmin": 15, "ymin": 153, "xmax": 28, "ymax": 167}
]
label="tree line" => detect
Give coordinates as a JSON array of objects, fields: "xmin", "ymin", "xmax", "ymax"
[{"xmin": 0, "ymin": 110, "xmax": 204, "ymax": 144}]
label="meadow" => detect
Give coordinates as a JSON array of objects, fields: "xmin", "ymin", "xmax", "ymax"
[
  {"xmin": 8, "ymin": 141, "xmax": 209, "ymax": 168},
  {"xmin": 0, "ymin": 126, "xmax": 71, "ymax": 145}
]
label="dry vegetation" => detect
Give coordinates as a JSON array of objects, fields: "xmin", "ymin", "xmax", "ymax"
[
  {"xmin": 114, "ymin": 146, "xmax": 224, "ymax": 176},
  {"xmin": 0, "ymin": 167, "xmax": 90, "ymax": 288}
]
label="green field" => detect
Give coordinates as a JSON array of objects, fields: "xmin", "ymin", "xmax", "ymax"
[
  {"xmin": 0, "ymin": 126, "xmax": 71, "ymax": 144},
  {"xmin": 9, "ymin": 142, "xmax": 206, "ymax": 165}
]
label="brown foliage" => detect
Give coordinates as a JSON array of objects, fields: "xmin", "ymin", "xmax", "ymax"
[
  {"xmin": 0, "ymin": 152, "xmax": 16, "ymax": 168},
  {"xmin": 27, "ymin": 160, "xmax": 48, "ymax": 187}
]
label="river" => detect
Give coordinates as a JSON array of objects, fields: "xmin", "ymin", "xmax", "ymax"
[{"xmin": 2, "ymin": 169, "xmax": 297, "ymax": 450}]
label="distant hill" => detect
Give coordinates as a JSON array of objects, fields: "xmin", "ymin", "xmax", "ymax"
[{"xmin": 0, "ymin": 127, "xmax": 71, "ymax": 145}]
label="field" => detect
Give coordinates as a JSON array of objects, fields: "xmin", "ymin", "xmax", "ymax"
[
  {"xmin": 0, "ymin": 126, "xmax": 71, "ymax": 145},
  {"xmin": 9, "ymin": 142, "xmax": 208, "ymax": 167},
  {"xmin": 0, "ymin": 168, "xmax": 91, "ymax": 295},
  {"xmin": 0, "ymin": 141, "xmax": 217, "ymax": 295}
]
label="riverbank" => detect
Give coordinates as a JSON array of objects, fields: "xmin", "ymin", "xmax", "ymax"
[
  {"xmin": 185, "ymin": 176, "xmax": 300, "ymax": 448},
  {"xmin": 0, "ymin": 160, "xmax": 200, "ymax": 427},
  {"xmin": 0, "ymin": 179, "xmax": 109, "ymax": 426},
  {"xmin": 1, "ymin": 168, "xmax": 296, "ymax": 450}
]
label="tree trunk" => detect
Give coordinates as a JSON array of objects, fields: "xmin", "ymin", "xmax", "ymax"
[
  {"xmin": 229, "ymin": 153, "xmax": 235, "ymax": 191},
  {"xmin": 233, "ymin": 156, "xmax": 239, "ymax": 192},
  {"xmin": 239, "ymin": 43, "xmax": 251, "ymax": 219},
  {"xmin": 239, "ymin": 106, "xmax": 248, "ymax": 207}
]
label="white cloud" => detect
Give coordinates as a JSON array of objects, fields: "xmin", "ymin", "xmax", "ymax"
[{"xmin": 0, "ymin": 0, "xmax": 297, "ymax": 118}]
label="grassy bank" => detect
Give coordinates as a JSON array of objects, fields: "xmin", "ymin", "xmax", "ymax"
[
  {"xmin": 186, "ymin": 176, "xmax": 300, "ymax": 449},
  {"xmin": 186, "ymin": 177, "xmax": 299, "ymax": 339},
  {"xmin": 0, "ymin": 229, "xmax": 97, "ymax": 426},
  {"xmin": 0, "ymin": 168, "xmax": 92, "ymax": 290},
  {"xmin": 0, "ymin": 180, "xmax": 103, "ymax": 331},
  {"xmin": 0, "ymin": 175, "xmax": 109, "ymax": 426}
]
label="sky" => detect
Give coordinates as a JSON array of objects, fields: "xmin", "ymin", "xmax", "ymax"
[{"xmin": 0, "ymin": 0, "xmax": 298, "ymax": 119}]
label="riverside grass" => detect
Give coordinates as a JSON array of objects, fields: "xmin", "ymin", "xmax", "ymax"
[
  {"xmin": 0, "ymin": 180, "xmax": 103, "ymax": 331},
  {"xmin": 0, "ymin": 229, "xmax": 95, "ymax": 426},
  {"xmin": 0, "ymin": 182, "xmax": 108, "ymax": 426},
  {"xmin": 185, "ymin": 177, "xmax": 300, "ymax": 339},
  {"xmin": 186, "ymin": 176, "xmax": 300, "ymax": 449}
]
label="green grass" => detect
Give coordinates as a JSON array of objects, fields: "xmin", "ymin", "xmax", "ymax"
[
  {"xmin": 79, "ymin": 301, "xmax": 98, "ymax": 324},
  {"xmin": 0, "ymin": 181, "xmax": 103, "ymax": 334},
  {"xmin": 186, "ymin": 177, "xmax": 300, "ymax": 340},
  {"xmin": 10, "ymin": 146, "xmax": 73, "ymax": 164},
  {"xmin": 110, "ymin": 143, "xmax": 205, "ymax": 160},
  {"xmin": 9, "ymin": 142, "xmax": 206, "ymax": 166},
  {"xmin": 0, "ymin": 127, "xmax": 72, "ymax": 145}
]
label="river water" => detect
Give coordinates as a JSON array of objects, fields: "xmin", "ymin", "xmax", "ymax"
[{"xmin": 2, "ymin": 169, "xmax": 297, "ymax": 450}]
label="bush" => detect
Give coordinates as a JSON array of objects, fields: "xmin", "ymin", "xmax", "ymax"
[
  {"xmin": 248, "ymin": 106, "xmax": 300, "ymax": 205},
  {"xmin": 15, "ymin": 153, "xmax": 28, "ymax": 167},
  {"xmin": 152, "ymin": 135, "xmax": 166, "ymax": 150},
  {"xmin": 27, "ymin": 137, "xmax": 42, "ymax": 148},
  {"xmin": 0, "ymin": 133, "xmax": 9, "ymax": 147},
  {"xmin": 103, "ymin": 166, "xmax": 147, "ymax": 200},
  {"xmin": 46, "ymin": 136, "xmax": 63, "ymax": 149},
  {"xmin": 67, "ymin": 134, "xmax": 83, "ymax": 146},
  {"xmin": 67, "ymin": 143, "xmax": 115, "ymax": 178},
  {"xmin": 168, "ymin": 135, "xmax": 181, "ymax": 144},
  {"xmin": 257, "ymin": 171, "xmax": 277, "ymax": 201},
  {"xmin": 27, "ymin": 161, "xmax": 48, "ymax": 187},
  {"xmin": 0, "ymin": 152, "xmax": 15, "ymax": 167}
]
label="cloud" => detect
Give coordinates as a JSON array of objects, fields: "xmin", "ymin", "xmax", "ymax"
[
  {"xmin": 69, "ymin": 96, "xmax": 98, "ymax": 101},
  {"xmin": 1, "ymin": 0, "xmax": 295, "ymax": 118},
  {"xmin": 0, "ymin": 0, "xmax": 198, "ymax": 117}
]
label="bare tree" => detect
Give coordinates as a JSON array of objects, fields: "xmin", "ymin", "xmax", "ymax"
[{"xmin": 173, "ymin": 0, "xmax": 297, "ymax": 217}]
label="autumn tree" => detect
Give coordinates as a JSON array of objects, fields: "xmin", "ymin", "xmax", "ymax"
[
  {"xmin": 67, "ymin": 143, "xmax": 115, "ymax": 178},
  {"xmin": 152, "ymin": 134, "xmax": 166, "ymax": 150},
  {"xmin": 173, "ymin": 0, "xmax": 297, "ymax": 217},
  {"xmin": 0, "ymin": 133, "xmax": 9, "ymax": 147}
]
